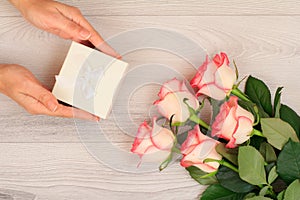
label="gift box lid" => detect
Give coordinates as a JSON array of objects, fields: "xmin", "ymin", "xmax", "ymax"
[{"xmin": 52, "ymin": 41, "xmax": 128, "ymax": 119}]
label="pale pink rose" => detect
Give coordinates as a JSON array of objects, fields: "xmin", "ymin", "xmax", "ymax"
[
  {"xmin": 154, "ymin": 78, "xmax": 199, "ymax": 123},
  {"xmin": 131, "ymin": 117, "xmax": 175, "ymax": 158},
  {"xmin": 180, "ymin": 125, "xmax": 222, "ymax": 173},
  {"xmin": 211, "ymin": 96, "xmax": 255, "ymax": 148},
  {"xmin": 190, "ymin": 52, "xmax": 236, "ymax": 100}
]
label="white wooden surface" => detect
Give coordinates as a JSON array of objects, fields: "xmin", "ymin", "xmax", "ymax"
[{"xmin": 1, "ymin": 1, "xmax": 300, "ymax": 199}]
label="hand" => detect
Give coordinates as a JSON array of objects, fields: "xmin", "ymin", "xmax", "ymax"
[
  {"xmin": 0, "ymin": 64, "xmax": 99, "ymax": 121},
  {"xmin": 10, "ymin": 0, "xmax": 120, "ymax": 58}
]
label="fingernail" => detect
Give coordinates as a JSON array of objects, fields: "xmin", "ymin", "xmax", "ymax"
[
  {"xmin": 79, "ymin": 29, "xmax": 91, "ymax": 40},
  {"xmin": 48, "ymin": 101, "xmax": 58, "ymax": 112},
  {"xmin": 94, "ymin": 116, "xmax": 100, "ymax": 122},
  {"xmin": 116, "ymin": 54, "xmax": 122, "ymax": 59}
]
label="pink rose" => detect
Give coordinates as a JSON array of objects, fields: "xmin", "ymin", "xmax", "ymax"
[
  {"xmin": 180, "ymin": 125, "xmax": 222, "ymax": 173},
  {"xmin": 190, "ymin": 52, "xmax": 236, "ymax": 100},
  {"xmin": 131, "ymin": 117, "xmax": 175, "ymax": 159},
  {"xmin": 154, "ymin": 78, "xmax": 199, "ymax": 123},
  {"xmin": 211, "ymin": 96, "xmax": 255, "ymax": 148}
]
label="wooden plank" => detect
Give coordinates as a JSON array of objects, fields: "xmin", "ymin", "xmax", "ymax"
[
  {"xmin": 0, "ymin": 16, "xmax": 300, "ymax": 143},
  {"xmin": 2, "ymin": 0, "xmax": 300, "ymax": 17},
  {"xmin": 0, "ymin": 188, "xmax": 35, "ymax": 200},
  {"xmin": 0, "ymin": 143, "xmax": 204, "ymax": 200}
]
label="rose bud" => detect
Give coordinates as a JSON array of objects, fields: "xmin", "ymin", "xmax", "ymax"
[
  {"xmin": 180, "ymin": 125, "xmax": 222, "ymax": 173},
  {"xmin": 131, "ymin": 117, "xmax": 175, "ymax": 160},
  {"xmin": 211, "ymin": 96, "xmax": 255, "ymax": 148},
  {"xmin": 154, "ymin": 78, "xmax": 199, "ymax": 123},
  {"xmin": 190, "ymin": 52, "xmax": 236, "ymax": 100}
]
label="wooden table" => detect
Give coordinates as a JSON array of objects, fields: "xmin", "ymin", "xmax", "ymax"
[{"xmin": 1, "ymin": 1, "xmax": 300, "ymax": 199}]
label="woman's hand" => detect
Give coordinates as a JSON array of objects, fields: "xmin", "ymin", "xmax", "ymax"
[
  {"xmin": 9, "ymin": 0, "xmax": 120, "ymax": 58},
  {"xmin": 0, "ymin": 64, "xmax": 99, "ymax": 121}
]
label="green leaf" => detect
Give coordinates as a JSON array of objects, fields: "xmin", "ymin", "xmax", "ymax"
[
  {"xmin": 277, "ymin": 139, "xmax": 300, "ymax": 184},
  {"xmin": 280, "ymin": 104, "xmax": 300, "ymax": 139},
  {"xmin": 245, "ymin": 76, "xmax": 272, "ymax": 117},
  {"xmin": 261, "ymin": 118, "xmax": 299, "ymax": 150},
  {"xmin": 246, "ymin": 197, "xmax": 272, "ymax": 200},
  {"xmin": 274, "ymin": 87, "xmax": 283, "ymax": 118},
  {"xmin": 238, "ymin": 146, "xmax": 267, "ymax": 185},
  {"xmin": 200, "ymin": 184, "xmax": 246, "ymax": 200},
  {"xmin": 216, "ymin": 166, "xmax": 255, "ymax": 193},
  {"xmin": 249, "ymin": 135, "xmax": 266, "ymax": 150},
  {"xmin": 284, "ymin": 179, "xmax": 300, "ymax": 200},
  {"xmin": 216, "ymin": 143, "xmax": 238, "ymax": 165},
  {"xmin": 265, "ymin": 162, "xmax": 276, "ymax": 174},
  {"xmin": 268, "ymin": 166, "xmax": 278, "ymax": 184},
  {"xmin": 259, "ymin": 186, "xmax": 269, "ymax": 196},
  {"xmin": 259, "ymin": 142, "xmax": 277, "ymax": 163},
  {"xmin": 244, "ymin": 193, "xmax": 256, "ymax": 199},
  {"xmin": 277, "ymin": 190, "xmax": 285, "ymax": 200},
  {"xmin": 186, "ymin": 166, "xmax": 217, "ymax": 185}
]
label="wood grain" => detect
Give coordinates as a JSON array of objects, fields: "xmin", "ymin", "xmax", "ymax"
[
  {"xmin": 2, "ymin": 0, "xmax": 300, "ymax": 17},
  {"xmin": 0, "ymin": 143, "xmax": 204, "ymax": 200},
  {"xmin": 0, "ymin": 188, "xmax": 35, "ymax": 200},
  {"xmin": 1, "ymin": 16, "xmax": 300, "ymax": 143},
  {"xmin": 1, "ymin": 1, "xmax": 300, "ymax": 199}
]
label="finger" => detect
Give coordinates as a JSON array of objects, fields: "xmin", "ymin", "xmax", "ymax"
[
  {"xmin": 27, "ymin": 82, "xmax": 58, "ymax": 112},
  {"xmin": 19, "ymin": 93, "xmax": 99, "ymax": 121},
  {"xmin": 50, "ymin": 12, "xmax": 92, "ymax": 41},
  {"xmin": 69, "ymin": 11, "xmax": 121, "ymax": 58},
  {"xmin": 53, "ymin": 105, "xmax": 100, "ymax": 121},
  {"xmin": 28, "ymin": 84, "xmax": 99, "ymax": 121}
]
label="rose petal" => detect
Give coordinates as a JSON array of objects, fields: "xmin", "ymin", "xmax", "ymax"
[
  {"xmin": 233, "ymin": 116, "xmax": 253, "ymax": 145},
  {"xmin": 197, "ymin": 84, "xmax": 227, "ymax": 100},
  {"xmin": 181, "ymin": 125, "xmax": 205, "ymax": 155},
  {"xmin": 213, "ymin": 52, "xmax": 229, "ymax": 67},
  {"xmin": 190, "ymin": 53, "xmax": 235, "ymax": 100},
  {"xmin": 219, "ymin": 108, "xmax": 238, "ymax": 140},
  {"xmin": 151, "ymin": 119, "xmax": 175, "ymax": 150},
  {"xmin": 190, "ymin": 56, "xmax": 209, "ymax": 88},
  {"xmin": 131, "ymin": 121, "xmax": 151, "ymax": 153},
  {"xmin": 236, "ymin": 105, "xmax": 255, "ymax": 123},
  {"xmin": 158, "ymin": 78, "xmax": 189, "ymax": 99},
  {"xmin": 131, "ymin": 117, "xmax": 175, "ymax": 158},
  {"xmin": 181, "ymin": 139, "xmax": 221, "ymax": 173},
  {"xmin": 200, "ymin": 61, "xmax": 217, "ymax": 86},
  {"xmin": 215, "ymin": 64, "xmax": 236, "ymax": 90},
  {"xmin": 155, "ymin": 91, "xmax": 199, "ymax": 123}
]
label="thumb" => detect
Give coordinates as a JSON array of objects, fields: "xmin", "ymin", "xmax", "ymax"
[
  {"xmin": 29, "ymin": 83, "xmax": 59, "ymax": 112},
  {"xmin": 54, "ymin": 14, "xmax": 91, "ymax": 41}
]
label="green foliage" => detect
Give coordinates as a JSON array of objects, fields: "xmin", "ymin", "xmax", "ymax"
[
  {"xmin": 152, "ymin": 59, "xmax": 300, "ymax": 200},
  {"xmin": 284, "ymin": 179, "xmax": 300, "ymax": 200},
  {"xmin": 249, "ymin": 135, "xmax": 266, "ymax": 150},
  {"xmin": 268, "ymin": 166, "xmax": 278, "ymax": 184},
  {"xmin": 246, "ymin": 197, "xmax": 272, "ymax": 200},
  {"xmin": 280, "ymin": 104, "xmax": 300, "ymax": 138},
  {"xmin": 277, "ymin": 190, "xmax": 285, "ymax": 200},
  {"xmin": 238, "ymin": 146, "xmax": 267, "ymax": 185},
  {"xmin": 273, "ymin": 87, "xmax": 283, "ymax": 118},
  {"xmin": 277, "ymin": 140, "xmax": 300, "ymax": 184},
  {"xmin": 259, "ymin": 142, "xmax": 277, "ymax": 163},
  {"xmin": 216, "ymin": 166, "xmax": 255, "ymax": 193},
  {"xmin": 200, "ymin": 184, "xmax": 246, "ymax": 200},
  {"xmin": 186, "ymin": 166, "xmax": 218, "ymax": 185},
  {"xmin": 261, "ymin": 118, "xmax": 299, "ymax": 150},
  {"xmin": 216, "ymin": 143, "xmax": 238, "ymax": 165},
  {"xmin": 245, "ymin": 76, "xmax": 272, "ymax": 117}
]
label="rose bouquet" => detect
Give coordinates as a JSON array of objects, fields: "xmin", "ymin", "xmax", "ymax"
[{"xmin": 131, "ymin": 52, "xmax": 300, "ymax": 200}]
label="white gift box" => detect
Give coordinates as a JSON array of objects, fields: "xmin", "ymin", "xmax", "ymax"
[{"xmin": 52, "ymin": 42, "xmax": 128, "ymax": 119}]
